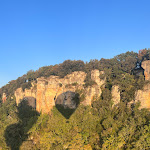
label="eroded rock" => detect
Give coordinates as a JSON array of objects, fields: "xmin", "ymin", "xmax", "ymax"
[
  {"xmin": 15, "ymin": 70, "xmax": 105, "ymax": 113},
  {"xmin": 142, "ymin": 60, "xmax": 150, "ymax": 80},
  {"xmin": 111, "ymin": 85, "xmax": 120, "ymax": 106},
  {"xmin": 135, "ymin": 84, "xmax": 150, "ymax": 109},
  {"xmin": 2, "ymin": 93, "xmax": 7, "ymax": 103}
]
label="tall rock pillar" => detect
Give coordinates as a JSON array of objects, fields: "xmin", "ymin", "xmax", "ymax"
[
  {"xmin": 111, "ymin": 85, "xmax": 120, "ymax": 106},
  {"xmin": 142, "ymin": 60, "xmax": 150, "ymax": 80},
  {"xmin": 36, "ymin": 78, "xmax": 47, "ymax": 113},
  {"xmin": 2, "ymin": 93, "xmax": 7, "ymax": 103}
]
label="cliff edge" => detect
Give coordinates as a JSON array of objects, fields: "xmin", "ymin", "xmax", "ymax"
[{"xmin": 14, "ymin": 70, "xmax": 105, "ymax": 113}]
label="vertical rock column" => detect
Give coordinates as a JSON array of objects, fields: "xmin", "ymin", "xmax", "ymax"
[
  {"xmin": 44, "ymin": 84, "xmax": 58, "ymax": 113},
  {"xmin": 84, "ymin": 70, "xmax": 105, "ymax": 105},
  {"xmin": 142, "ymin": 60, "xmax": 150, "ymax": 80},
  {"xmin": 135, "ymin": 83, "xmax": 150, "ymax": 109},
  {"xmin": 36, "ymin": 78, "xmax": 57, "ymax": 113},
  {"xmin": 36, "ymin": 78, "xmax": 47, "ymax": 113},
  {"xmin": 91, "ymin": 70, "xmax": 105, "ymax": 85},
  {"xmin": 2, "ymin": 93, "xmax": 7, "ymax": 103},
  {"xmin": 111, "ymin": 85, "xmax": 120, "ymax": 106},
  {"xmin": 14, "ymin": 88, "xmax": 24, "ymax": 106}
]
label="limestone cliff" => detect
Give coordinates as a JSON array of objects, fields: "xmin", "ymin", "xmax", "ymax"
[
  {"xmin": 135, "ymin": 60, "xmax": 150, "ymax": 109},
  {"xmin": 111, "ymin": 85, "xmax": 120, "ymax": 106},
  {"xmin": 15, "ymin": 83, "xmax": 36, "ymax": 106},
  {"xmin": 84, "ymin": 70, "xmax": 105, "ymax": 105},
  {"xmin": 141, "ymin": 60, "xmax": 150, "ymax": 80},
  {"xmin": 36, "ymin": 71, "xmax": 87, "ymax": 113},
  {"xmin": 2, "ymin": 93, "xmax": 7, "ymax": 103},
  {"xmin": 12, "ymin": 60, "xmax": 150, "ymax": 112},
  {"xmin": 15, "ymin": 70, "xmax": 105, "ymax": 113},
  {"xmin": 135, "ymin": 84, "xmax": 150, "ymax": 109}
]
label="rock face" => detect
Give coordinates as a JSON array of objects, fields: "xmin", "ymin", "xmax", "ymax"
[
  {"xmin": 135, "ymin": 60, "xmax": 150, "ymax": 109},
  {"xmin": 14, "ymin": 60, "xmax": 150, "ymax": 112},
  {"xmin": 111, "ymin": 85, "xmax": 120, "ymax": 106},
  {"xmin": 84, "ymin": 70, "xmax": 105, "ymax": 105},
  {"xmin": 135, "ymin": 84, "xmax": 150, "ymax": 109},
  {"xmin": 55, "ymin": 91, "xmax": 78, "ymax": 109},
  {"xmin": 141, "ymin": 60, "xmax": 150, "ymax": 80},
  {"xmin": 2, "ymin": 93, "xmax": 7, "ymax": 103},
  {"xmin": 23, "ymin": 97, "xmax": 36, "ymax": 109},
  {"xmin": 91, "ymin": 70, "xmax": 105, "ymax": 85},
  {"xmin": 14, "ymin": 84, "xmax": 36, "ymax": 106},
  {"xmin": 36, "ymin": 71, "xmax": 87, "ymax": 113},
  {"xmin": 15, "ymin": 70, "xmax": 105, "ymax": 113}
]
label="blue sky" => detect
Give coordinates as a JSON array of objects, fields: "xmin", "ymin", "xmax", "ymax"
[{"xmin": 0, "ymin": 0, "xmax": 150, "ymax": 87}]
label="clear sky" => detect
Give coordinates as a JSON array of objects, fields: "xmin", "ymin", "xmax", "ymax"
[{"xmin": 0, "ymin": 0, "xmax": 150, "ymax": 88}]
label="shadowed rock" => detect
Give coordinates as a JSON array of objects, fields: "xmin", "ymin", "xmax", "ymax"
[
  {"xmin": 55, "ymin": 91, "xmax": 79, "ymax": 119},
  {"xmin": 23, "ymin": 97, "xmax": 36, "ymax": 109}
]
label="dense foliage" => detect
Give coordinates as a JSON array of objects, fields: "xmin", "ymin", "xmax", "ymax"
[
  {"xmin": 0, "ymin": 95, "xmax": 150, "ymax": 149},
  {"xmin": 0, "ymin": 49, "xmax": 150, "ymax": 149}
]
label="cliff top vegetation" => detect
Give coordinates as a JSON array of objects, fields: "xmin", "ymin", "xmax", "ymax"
[{"xmin": 1, "ymin": 48, "xmax": 150, "ymax": 103}]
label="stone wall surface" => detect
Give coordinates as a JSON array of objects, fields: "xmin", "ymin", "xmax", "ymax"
[
  {"xmin": 135, "ymin": 60, "xmax": 150, "ymax": 109},
  {"xmin": 55, "ymin": 91, "xmax": 77, "ymax": 109},
  {"xmin": 15, "ymin": 70, "xmax": 105, "ymax": 113},
  {"xmin": 111, "ymin": 85, "xmax": 120, "ymax": 106},
  {"xmin": 14, "ymin": 83, "xmax": 36, "ymax": 106},
  {"xmin": 91, "ymin": 70, "xmax": 105, "ymax": 86},
  {"xmin": 135, "ymin": 83, "xmax": 150, "ymax": 109},
  {"xmin": 2, "ymin": 93, "xmax": 7, "ymax": 103},
  {"xmin": 14, "ymin": 88, "xmax": 24, "ymax": 105},
  {"xmin": 141, "ymin": 60, "xmax": 150, "ymax": 80}
]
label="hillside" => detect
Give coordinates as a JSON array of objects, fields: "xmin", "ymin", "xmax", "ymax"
[{"xmin": 0, "ymin": 49, "xmax": 150, "ymax": 149}]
